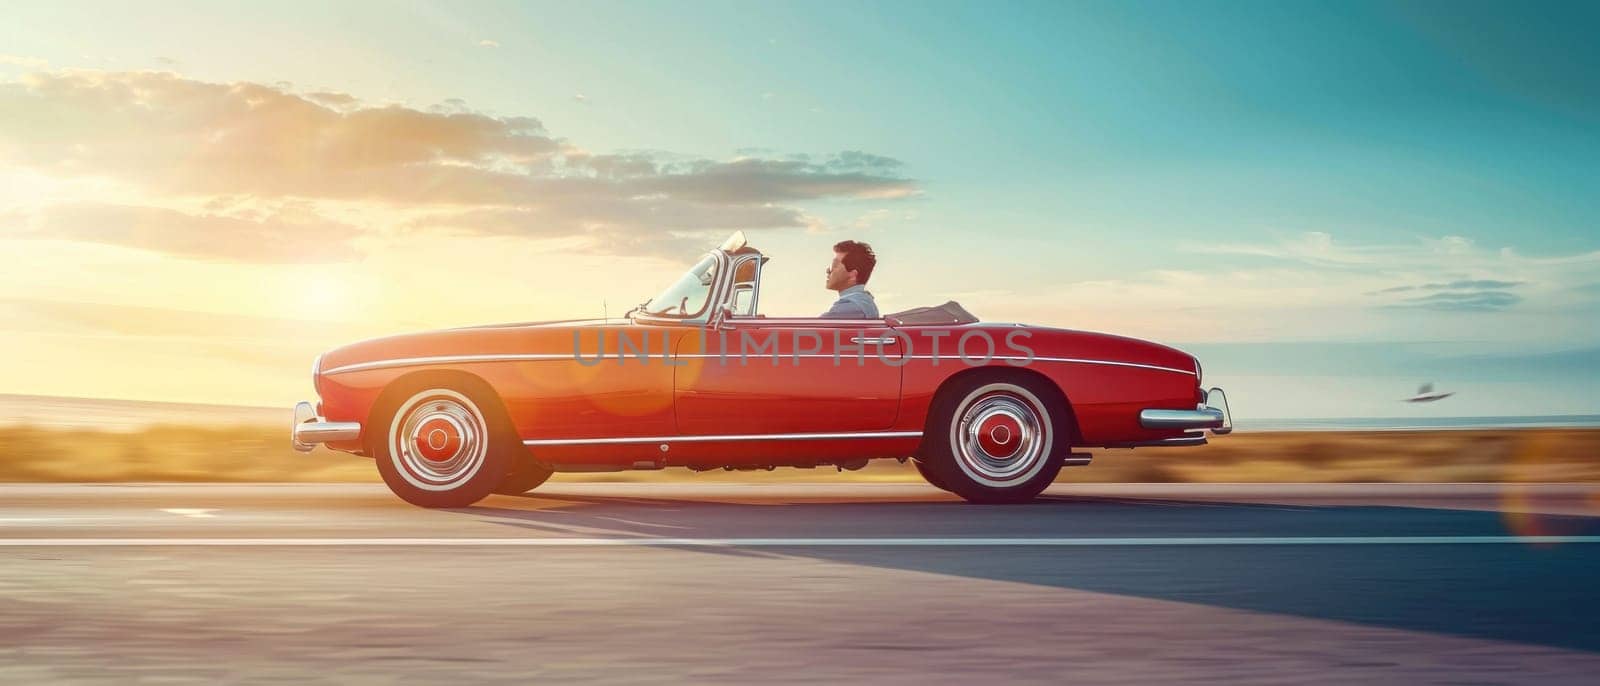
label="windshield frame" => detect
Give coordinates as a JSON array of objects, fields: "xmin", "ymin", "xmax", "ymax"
[{"xmin": 632, "ymin": 250, "xmax": 731, "ymax": 327}]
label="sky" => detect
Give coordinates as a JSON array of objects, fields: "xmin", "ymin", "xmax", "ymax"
[{"xmin": 1, "ymin": 0, "xmax": 1597, "ymax": 418}]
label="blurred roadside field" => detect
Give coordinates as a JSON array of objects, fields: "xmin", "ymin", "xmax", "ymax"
[{"xmin": 2, "ymin": 424, "xmax": 1595, "ymax": 484}]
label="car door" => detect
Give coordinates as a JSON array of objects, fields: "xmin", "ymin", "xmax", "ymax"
[{"xmin": 673, "ymin": 317, "xmax": 904, "ymax": 435}]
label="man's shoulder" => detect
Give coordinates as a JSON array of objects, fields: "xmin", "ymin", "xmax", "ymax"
[
  {"xmin": 822, "ymin": 297, "xmax": 867, "ymax": 318},
  {"xmin": 841, "ymin": 288, "xmax": 879, "ymax": 318}
]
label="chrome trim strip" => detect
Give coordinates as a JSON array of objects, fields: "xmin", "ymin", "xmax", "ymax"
[
  {"xmin": 728, "ymin": 320, "xmax": 1028, "ymax": 327},
  {"xmin": 1140, "ymin": 407, "xmax": 1226, "ymax": 430},
  {"xmin": 297, "ymin": 422, "xmax": 363, "ymax": 444},
  {"xmin": 726, "ymin": 318, "xmax": 886, "ymax": 325},
  {"xmin": 292, "ymin": 401, "xmax": 362, "ymax": 452},
  {"xmin": 749, "ymin": 254, "xmax": 764, "ymax": 315},
  {"xmin": 1029, "ymin": 356, "xmax": 1196, "ymax": 375},
  {"xmin": 323, "ymin": 354, "xmax": 574, "ymax": 375},
  {"xmin": 523, "ymin": 430, "xmax": 923, "ymax": 446},
  {"xmin": 1204, "ymin": 387, "xmax": 1232, "ymax": 435},
  {"xmin": 908, "ymin": 355, "xmax": 1196, "ymax": 376},
  {"xmin": 629, "ymin": 313, "xmax": 708, "ymax": 326},
  {"xmin": 676, "ymin": 353, "xmax": 868, "ymax": 359},
  {"xmin": 1138, "ymin": 387, "xmax": 1232, "ymax": 433},
  {"xmin": 325, "ymin": 352, "xmax": 1197, "ymax": 375}
]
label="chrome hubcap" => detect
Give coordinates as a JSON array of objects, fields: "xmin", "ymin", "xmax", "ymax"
[
  {"xmin": 390, "ymin": 390, "xmax": 488, "ymax": 491},
  {"xmin": 953, "ymin": 386, "xmax": 1049, "ymax": 486},
  {"xmin": 977, "ymin": 414, "xmax": 1023, "ymax": 458}
]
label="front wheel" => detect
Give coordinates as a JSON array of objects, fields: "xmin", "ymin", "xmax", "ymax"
[
  {"xmin": 494, "ymin": 460, "xmax": 554, "ymax": 495},
  {"xmin": 912, "ymin": 458, "xmax": 951, "ymax": 492},
  {"xmin": 374, "ymin": 387, "xmax": 511, "ymax": 508},
  {"xmin": 921, "ymin": 375, "xmax": 1067, "ymax": 504}
]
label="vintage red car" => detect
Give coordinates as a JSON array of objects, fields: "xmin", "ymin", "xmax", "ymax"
[{"xmin": 293, "ymin": 231, "xmax": 1231, "ymax": 506}]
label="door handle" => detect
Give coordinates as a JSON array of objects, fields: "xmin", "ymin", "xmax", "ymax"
[{"xmin": 851, "ymin": 336, "xmax": 899, "ymax": 346}]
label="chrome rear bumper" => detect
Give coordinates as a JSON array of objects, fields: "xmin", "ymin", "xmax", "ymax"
[
  {"xmin": 292, "ymin": 401, "xmax": 362, "ymax": 453},
  {"xmin": 1138, "ymin": 387, "xmax": 1233, "ymax": 435}
]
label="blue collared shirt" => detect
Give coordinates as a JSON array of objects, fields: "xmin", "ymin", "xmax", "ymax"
[{"xmin": 821, "ymin": 284, "xmax": 880, "ymax": 319}]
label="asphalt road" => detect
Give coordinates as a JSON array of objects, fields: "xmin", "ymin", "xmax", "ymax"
[{"xmin": 3, "ymin": 482, "xmax": 1599, "ymax": 684}]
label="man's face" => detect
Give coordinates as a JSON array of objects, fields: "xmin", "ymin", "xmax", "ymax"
[{"xmin": 825, "ymin": 251, "xmax": 855, "ymax": 291}]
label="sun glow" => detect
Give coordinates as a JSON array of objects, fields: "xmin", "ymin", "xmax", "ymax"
[{"xmin": 290, "ymin": 273, "xmax": 352, "ymax": 320}]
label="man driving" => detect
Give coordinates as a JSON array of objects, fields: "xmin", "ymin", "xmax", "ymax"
[{"xmin": 821, "ymin": 240, "xmax": 879, "ymax": 319}]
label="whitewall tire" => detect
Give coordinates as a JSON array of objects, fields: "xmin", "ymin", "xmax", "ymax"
[{"xmin": 374, "ymin": 387, "xmax": 511, "ymax": 508}]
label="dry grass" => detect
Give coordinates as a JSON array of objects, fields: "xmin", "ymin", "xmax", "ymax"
[{"xmin": 0, "ymin": 424, "xmax": 1596, "ymax": 483}]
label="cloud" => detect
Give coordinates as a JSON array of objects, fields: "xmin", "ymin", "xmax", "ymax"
[
  {"xmin": 0, "ymin": 72, "xmax": 559, "ymax": 191},
  {"xmin": 1190, "ymin": 231, "xmax": 1396, "ymax": 268},
  {"xmin": 971, "ymin": 231, "xmax": 1600, "ymax": 344},
  {"xmin": 1389, "ymin": 290, "xmax": 1523, "ymax": 312},
  {"xmin": 634, "ymin": 158, "xmax": 916, "ymax": 203},
  {"xmin": 404, "ymin": 199, "xmax": 814, "ymax": 255},
  {"xmin": 478, "ymin": 39, "xmax": 500, "ymax": 48},
  {"xmin": 0, "ymin": 54, "xmax": 48, "ymax": 69},
  {"xmin": 1374, "ymin": 279, "xmax": 1525, "ymax": 294},
  {"xmin": 1191, "ymin": 232, "xmax": 1600, "ymax": 308},
  {"xmin": 304, "ymin": 90, "xmax": 360, "ymax": 108},
  {"xmin": 23, "ymin": 203, "xmax": 364, "ymax": 263},
  {"xmin": 0, "ymin": 70, "xmax": 916, "ymax": 258},
  {"xmin": 824, "ymin": 150, "xmax": 903, "ymax": 174}
]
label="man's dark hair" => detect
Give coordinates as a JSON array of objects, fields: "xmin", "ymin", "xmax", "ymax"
[{"xmin": 833, "ymin": 240, "xmax": 877, "ymax": 285}]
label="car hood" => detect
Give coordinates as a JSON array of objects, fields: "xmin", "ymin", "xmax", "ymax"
[{"xmin": 317, "ymin": 317, "xmax": 625, "ymax": 373}]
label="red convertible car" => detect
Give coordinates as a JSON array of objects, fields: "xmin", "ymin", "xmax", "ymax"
[{"xmin": 292, "ymin": 231, "xmax": 1231, "ymax": 506}]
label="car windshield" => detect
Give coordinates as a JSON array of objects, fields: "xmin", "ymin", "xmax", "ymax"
[{"xmin": 642, "ymin": 253, "xmax": 719, "ymax": 318}]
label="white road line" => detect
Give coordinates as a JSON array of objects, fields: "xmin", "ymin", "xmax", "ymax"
[
  {"xmin": 160, "ymin": 508, "xmax": 218, "ymax": 519},
  {"xmin": 0, "ymin": 536, "xmax": 1598, "ymax": 547}
]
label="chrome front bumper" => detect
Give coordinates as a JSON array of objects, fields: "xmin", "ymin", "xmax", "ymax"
[
  {"xmin": 1139, "ymin": 387, "xmax": 1233, "ymax": 436},
  {"xmin": 292, "ymin": 401, "xmax": 362, "ymax": 453}
]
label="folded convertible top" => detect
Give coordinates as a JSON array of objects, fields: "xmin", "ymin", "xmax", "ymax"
[{"xmin": 884, "ymin": 300, "xmax": 979, "ymax": 326}]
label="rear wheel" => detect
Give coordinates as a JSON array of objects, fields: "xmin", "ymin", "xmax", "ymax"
[
  {"xmin": 921, "ymin": 374, "xmax": 1066, "ymax": 504},
  {"xmin": 374, "ymin": 387, "xmax": 511, "ymax": 508}
]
